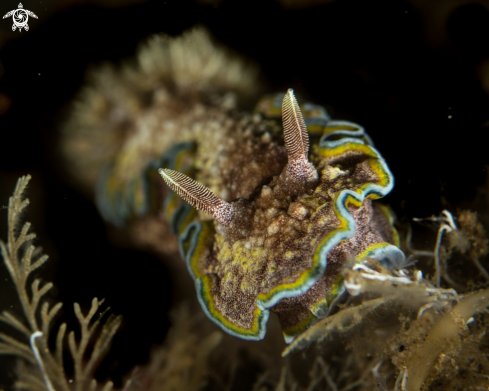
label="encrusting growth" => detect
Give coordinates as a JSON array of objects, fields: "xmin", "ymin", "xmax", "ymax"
[
  {"xmin": 159, "ymin": 168, "xmax": 235, "ymax": 226},
  {"xmin": 282, "ymin": 89, "xmax": 318, "ymax": 181}
]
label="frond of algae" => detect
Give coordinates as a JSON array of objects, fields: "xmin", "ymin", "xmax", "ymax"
[{"xmin": 0, "ymin": 175, "xmax": 122, "ymax": 391}]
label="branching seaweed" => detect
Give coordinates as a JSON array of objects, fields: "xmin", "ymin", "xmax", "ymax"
[{"xmin": 0, "ymin": 175, "xmax": 122, "ymax": 391}]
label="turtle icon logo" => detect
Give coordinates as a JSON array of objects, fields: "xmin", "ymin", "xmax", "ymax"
[{"xmin": 3, "ymin": 3, "xmax": 38, "ymax": 32}]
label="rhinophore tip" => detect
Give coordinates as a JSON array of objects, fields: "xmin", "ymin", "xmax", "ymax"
[{"xmin": 158, "ymin": 168, "xmax": 235, "ymax": 226}]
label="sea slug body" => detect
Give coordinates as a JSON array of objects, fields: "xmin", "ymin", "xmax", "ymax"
[
  {"xmin": 159, "ymin": 89, "xmax": 404, "ymax": 342},
  {"xmin": 62, "ymin": 28, "xmax": 404, "ymax": 343}
]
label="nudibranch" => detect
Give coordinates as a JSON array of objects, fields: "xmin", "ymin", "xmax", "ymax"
[
  {"xmin": 159, "ymin": 89, "xmax": 404, "ymax": 342},
  {"xmin": 61, "ymin": 27, "xmax": 403, "ymax": 342}
]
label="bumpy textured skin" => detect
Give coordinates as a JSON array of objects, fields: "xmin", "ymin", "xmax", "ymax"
[
  {"xmin": 61, "ymin": 27, "xmax": 404, "ymax": 342},
  {"xmin": 173, "ymin": 97, "xmax": 404, "ymax": 342}
]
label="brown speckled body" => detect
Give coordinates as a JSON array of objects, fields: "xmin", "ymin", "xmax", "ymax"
[{"xmin": 61, "ymin": 27, "xmax": 402, "ymax": 341}]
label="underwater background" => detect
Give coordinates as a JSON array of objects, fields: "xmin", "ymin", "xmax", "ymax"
[{"xmin": 1, "ymin": 0, "xmax": 489, "ymax": 389}]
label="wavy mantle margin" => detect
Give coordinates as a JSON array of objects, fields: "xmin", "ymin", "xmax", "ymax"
[{"xmin": 177, "ymin": 129, "xmax": 403, "ymax": 341}]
